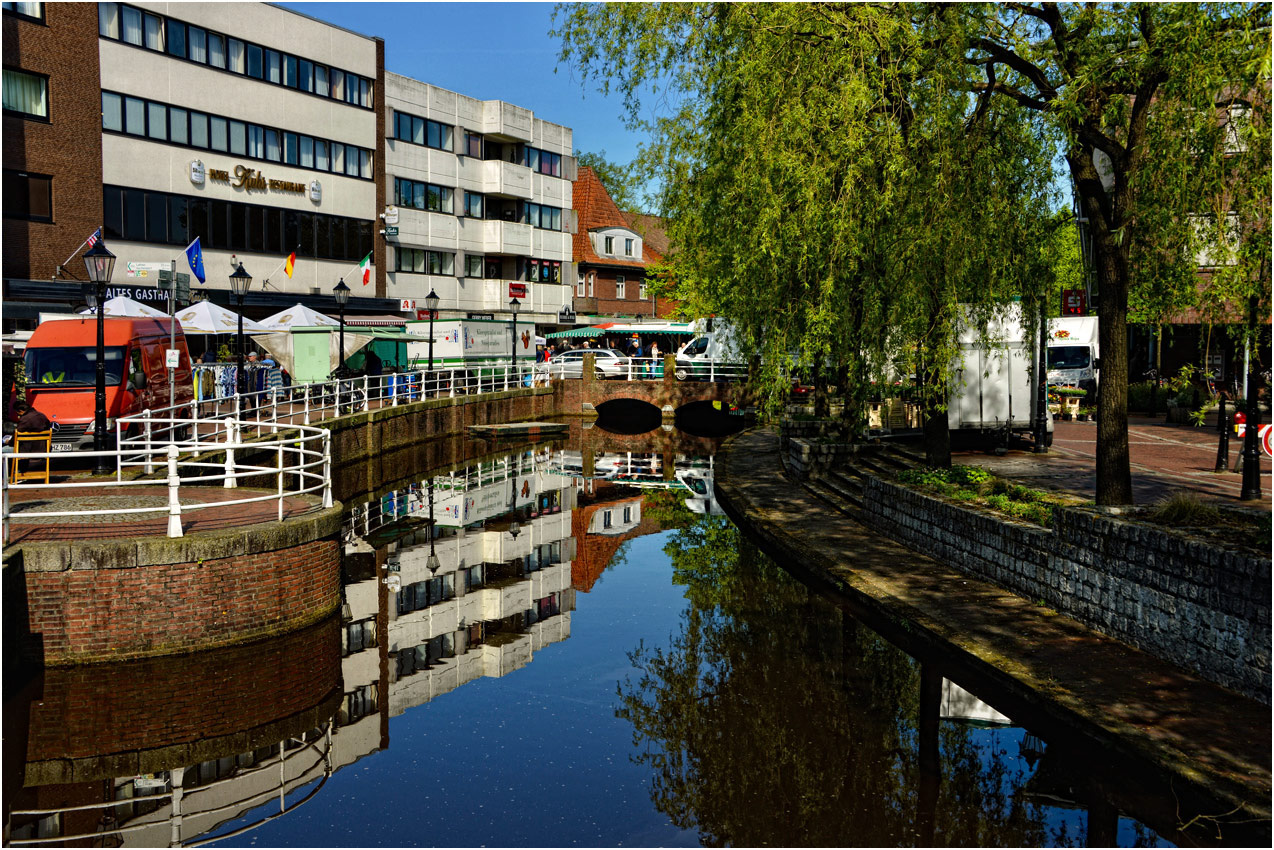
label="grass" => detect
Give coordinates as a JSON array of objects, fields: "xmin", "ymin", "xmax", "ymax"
[
  {"xmin": 895, "ymin": 464, "xmax": 1068, "ymax": 527},
  {"xmin": 1142, "ymin": 492, "xmax": 1269, "ymax": 556},
  {"xmin": 1148, "ymin": 492, "xmax": 1223, "ymax": 526}
]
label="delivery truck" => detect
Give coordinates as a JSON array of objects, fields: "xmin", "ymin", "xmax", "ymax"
[
  {"xmin": 1046, "ymin": 315, "xmax": 1100, "ymax": 399},
  {"xmin": 404, "ymin": 318, "xmax": 537, "ymax": 388}
]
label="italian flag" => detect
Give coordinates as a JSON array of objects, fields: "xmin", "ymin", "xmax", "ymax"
[{"xmin": 359, "ymin": 252, "xmax": 372, "ymax": 286}]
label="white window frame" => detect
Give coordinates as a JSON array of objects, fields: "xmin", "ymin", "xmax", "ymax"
[
  {"xmin": 616, "ymin": 275, "xmax": 625, "ymax": 299},
  {"xmin": 625, "ymin": 238, "xmax": 634, "ymax": 257},
  {"xmin": 639, "ymin": 279, "xmax": 648, "ymax": 300},
  {"xmin": 604, "ymin": 235, "xmax": 614, "ymax": 254}
]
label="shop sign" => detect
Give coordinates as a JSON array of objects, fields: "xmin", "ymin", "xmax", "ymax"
[
  {"xmin": 383, "ymin": 206, "xmax": 399, "ymax": 225},
  {"xmin": 399, "ymin": 299, "xmax": 416, "ymax": 311},
  {"xmin": 1061, "ymin": 289, "xmax": 1087, "ymax": 315},
  {"xmin": 105, "ymin": 285, "xmax": 167, "ymax": 303},
  {"xmin": 309, "ymin": 180, "xmax": 322, "ymax": 202},
  {"xmin": 467, "ymin": 312, "xmax": 494, "ymax": 320},
  {"xmin": 189, "ymin": 159, "xmax": 205, "ymax": 185},
  {"xmin": 508, "ymin": 283, "xmax": 527, "ymax": 298},
  {"xmin": 416, "ymin": 308, "xmax": 437, "ymax": 321}
]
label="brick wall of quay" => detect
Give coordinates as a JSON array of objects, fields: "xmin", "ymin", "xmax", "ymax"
[
  {"xmin": 862, "ymin": 477, "xmax": 1271, "ymax": 703},
  {"xmin": 16, "ymin": 519, "xmax": 342, "ymax": 666}
]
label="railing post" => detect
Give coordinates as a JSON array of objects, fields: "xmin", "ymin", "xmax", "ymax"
[
  {"xmin": 270, "ymin": 390, "xmax": 280, "ymax": 435},
  {"xmin": 143, "ymin": 409, "xmax": 154, "ymax": 475},
  {"xmin": 449, "ymin": 367, "xmax": 456, "ymax": 398},
  {"xmin": 116, "ymin": 420, "xmax": 124, "ymax": 483},
  {"xmin": 166, "ymin": 444, "xmax": 184, "ymax": 538},
  {"xmin": 321, "ymin": 429, "xmax": 333, "ymax": 508},
  {"xmin": 224, "ymin": 418, "xmax": 238, "ymax": 489},
  {"xmin": 277, "ymin": 442, "xmax": 285, "ymax": 523},
  {"xmin": 303, "ymin": 385, "xmax": 311, "ymax": 425},
  {"xmin": 362, "ymin": 374, "xmax": 370, "ymax": 411}
]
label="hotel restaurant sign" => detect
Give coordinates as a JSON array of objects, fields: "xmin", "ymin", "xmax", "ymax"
[{"xmin": 190, "ymin": 160, "xmax": 321, "ymax": 202}]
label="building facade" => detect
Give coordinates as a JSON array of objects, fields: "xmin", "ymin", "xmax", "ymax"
[
  {"xmin": 383, "ymin": 72, "xmax": 577, "ymax": 326},
  {"xmin": 571, "ymin": 166, "xmax": 672, "ymax": 321},
  {"xmin": 5, "ymin": 2, "xmax": 579, "ymax": 330}
]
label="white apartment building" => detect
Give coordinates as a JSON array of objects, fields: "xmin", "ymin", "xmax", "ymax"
[
  {"xmin": 94, "ymin": 2, "xmax": 383, "ymax": 311},
  {"xmin": 383, "ymin": 72, "xmax": 577, "ymax": 326}
]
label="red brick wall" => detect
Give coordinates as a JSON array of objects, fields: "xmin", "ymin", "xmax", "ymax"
[
  {"xmin": 23, "ymin": 539, "xmax": 341, "ymax": 665},
  {"xmin": 2, "ymin": 3, "xmax": 103, "ymax": 281}
]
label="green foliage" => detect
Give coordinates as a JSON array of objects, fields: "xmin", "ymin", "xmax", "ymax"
[
  {"xmin": 1149, "ymin": 492, "xmax": 1223, "ymax": 527},
  {"xmin": 576, "ymin": 148, "xmax": 644, "ymax": 212},
  {"xmin": 896, "ymin": 465, "xmax": 1061, "ymax": 527}
]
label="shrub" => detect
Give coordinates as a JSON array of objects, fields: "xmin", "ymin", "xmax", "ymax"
[{"xmin": 949, "ymin": 465, "xmax": 992, "ymax": 486}]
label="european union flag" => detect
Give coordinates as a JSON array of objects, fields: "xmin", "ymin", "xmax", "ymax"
[{"xmin": 184, "ymin": 237, "xmax": 206, "ymax": 284}]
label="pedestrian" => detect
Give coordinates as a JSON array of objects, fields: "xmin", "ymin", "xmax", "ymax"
[{"xmin": 13, "ymin": 400, "xmax": 51, "ymax": 433}]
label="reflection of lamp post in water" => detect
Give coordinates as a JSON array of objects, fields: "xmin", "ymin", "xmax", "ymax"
[
  {"xmin": 508, "ymin": 455, "xmax": 521, "ymax": 539},
  {"xmin": 426, "ymin": 478, "xmax": 441, "ymax": 574}
]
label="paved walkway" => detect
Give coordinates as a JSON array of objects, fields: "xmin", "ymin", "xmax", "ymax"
[
  {"xmin": 5, "ymin": 486, "xmax": 320, "ymax": 544},
  {"xmin": 715, "ymin": 427, "xmax": 1270, "ymax": 835},
  {"xmin": 959, "ymin": 416, "xmax": 1272, "ymax": 507}
]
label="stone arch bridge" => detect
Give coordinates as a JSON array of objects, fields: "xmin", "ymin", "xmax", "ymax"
[{"xmin": 557, "ymin": 353, "xmax": 747, "ymax": 419}]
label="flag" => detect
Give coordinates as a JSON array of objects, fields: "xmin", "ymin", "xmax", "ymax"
[
  {"xmin": 359, "ymin": 252, "xmax": 371, "ymax": 286},
  {"xmin": 285, "ymin": 251, "xmax": 296, "ymax": 279},
  {"xmin": 85, "ymin": 227, "xmax": 101, "ymax": 248},
  {"xmin": 184, "ymin": 237, "xmax": 206, "ymax": 284}
]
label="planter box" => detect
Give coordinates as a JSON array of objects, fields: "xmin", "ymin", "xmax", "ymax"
[{"xmin": 1063, "ymin": 396, "xmax": 1081, "ymax": 414}]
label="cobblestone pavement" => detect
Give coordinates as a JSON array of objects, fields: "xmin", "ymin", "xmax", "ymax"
[
  {"xmin": 957, "ymin": 416, "xmax": 1272, "ymax": 507},
  {"xmin": 5, "ymin": 486, "xmax": 321, "ymax": 544}
]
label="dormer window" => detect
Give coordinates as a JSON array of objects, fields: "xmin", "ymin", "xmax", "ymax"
[
  {"xmin": 625, "ymin": 238, "xmax": 634, "ymax": 257},
  {"xmin": 604, "ymin": 235, "xmax": 614, "ymax": 254}
]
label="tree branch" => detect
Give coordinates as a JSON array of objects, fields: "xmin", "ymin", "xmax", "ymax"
[
  {"xmin": 970, "ymin": 82, "xmax": 1049, "ymax": 112},
  {"xmin": 970, "ymin": 37, "xmax": 1059, "ymax": 102}
]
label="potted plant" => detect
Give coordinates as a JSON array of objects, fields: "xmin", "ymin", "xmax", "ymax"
[
  {"xmin": 1055, "ymin": 385, "xmax": 1086, "ymax": 417},
  {"xmin": 1077, "ymin": 406, "xmax": 1091, "ymax": 422}
]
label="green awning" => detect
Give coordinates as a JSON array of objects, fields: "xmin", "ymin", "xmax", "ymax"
[
  {"xmin": 546, "ymin": 323, "xmax": 696, "ymax": 339},
  {"xmin": 546, "ymin": 326, "xmax": 608, "ymax": 339}
]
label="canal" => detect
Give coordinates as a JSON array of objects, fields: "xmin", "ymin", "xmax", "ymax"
[{"xmin": 3, "ymin": 417, "xmax": 1200, "ymax": 846}]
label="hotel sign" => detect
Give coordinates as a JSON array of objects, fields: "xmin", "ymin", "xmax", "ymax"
[{"xmin": 203, "ymin": 164, "xmax": 307, "ymax": 195}]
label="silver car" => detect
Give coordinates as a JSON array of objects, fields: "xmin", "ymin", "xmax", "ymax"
[{"xmin": 551, "ymin": 349, "xmax": 632, "ymax": 379}]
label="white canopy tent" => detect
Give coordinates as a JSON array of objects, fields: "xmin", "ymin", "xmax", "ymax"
[
  {"xmin": 175, "ymin": 300, "xmax": 270, "ymax": 334},
  {"xmin": 250, "ymin": 330, "xmax": 372, "ymax": 377},
  {"xmin": 258, "ymin": 303, "xmax": 339, "ymax": 331},
  {"xmin": 79, "ymin": 296, "xmax": 168, "ymax": 318}
]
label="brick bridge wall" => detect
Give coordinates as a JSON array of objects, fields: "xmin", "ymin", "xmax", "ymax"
[
  {"xmin": 861, "ymin": 476, "xmax": 1272, "ymax": 703},
  {"xmin": 559, "ymin": 354, "xmax": 744, "ymax": 416}
]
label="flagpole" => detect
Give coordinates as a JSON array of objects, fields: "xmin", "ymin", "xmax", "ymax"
[
  {"xmin": 54, "ymin": 230, "xmax": 99, "ymax": 279},
  {"xmin": 259, "ymin": 244, "xmax": 301, "ymax": 291}
]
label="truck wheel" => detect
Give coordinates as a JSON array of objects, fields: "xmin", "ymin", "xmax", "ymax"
[{"xmin": 674, "ymin": 367, "xmax": 688, "ymax": 381}]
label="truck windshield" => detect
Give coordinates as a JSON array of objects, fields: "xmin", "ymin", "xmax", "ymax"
[
  {"xmin": 25, "ymin": 346, "xmax": 126, "ymax": 388},
  {"xmin": 1047, "ymin": 345, "xmax": 1091, "ymax": 370}
]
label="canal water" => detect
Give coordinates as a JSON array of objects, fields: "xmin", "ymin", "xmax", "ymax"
[{"xmin": 5, "ymin": 421, "xmax": 1194, "ymax": 846}]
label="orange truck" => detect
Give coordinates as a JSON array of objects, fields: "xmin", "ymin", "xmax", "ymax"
[{"xmin": 23, "ymin": 316, "xmax": 193, "ymax": 451}]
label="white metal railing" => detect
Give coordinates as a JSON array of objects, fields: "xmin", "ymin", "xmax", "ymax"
[
  {"xmin": 540, "ymin": 355, "xmax": 747, "ymax": 382},
  {"xmin": 6, "ymin": 726, "xmax": 333, "ymax": 847},
  {"xmin": 2, "ymin": 416, "xmax": 332, "ymax": 543}
]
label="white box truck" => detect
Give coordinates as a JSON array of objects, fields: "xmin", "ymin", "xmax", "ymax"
[
  {"xmin": 947, "ymin": 305, "xmax": 1052, "ymax": 448},
  {"xmin": 1046, "ymin": 316, "xmax": 1100, "ymax": 399},
  {"xmin": 404, "ymin": 318, "xmax": 537, "ymax": 388}
]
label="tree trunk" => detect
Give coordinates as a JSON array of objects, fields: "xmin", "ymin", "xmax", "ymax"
[
  {"xmin": 923, "ymin": 404, "xmax": 951, "ymax": 467},
  {"xmin": 813, "ymin": 361, "xmax": 830, "ymax": 418}
]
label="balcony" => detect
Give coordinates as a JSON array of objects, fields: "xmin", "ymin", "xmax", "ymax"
[
  {"xmin": 480, "ymin": 101, "xmax": 534, "ymax": 142},
  {"xmin": 481, "ymin": 159, "xmax": 533, "ymax": 199},
  {"xmin": 481, "ymin": 219, "xmax": 532, "ymax": 255}
]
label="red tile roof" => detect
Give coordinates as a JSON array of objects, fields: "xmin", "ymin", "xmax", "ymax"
[{"xmin": 573, "ymin": 167, "xmax": 664, "ymax": 269}]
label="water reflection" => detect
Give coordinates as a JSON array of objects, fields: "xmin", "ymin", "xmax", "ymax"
[{"xmin": 5, "ymin": 426, "xmax": 1251, "ymax": 847}]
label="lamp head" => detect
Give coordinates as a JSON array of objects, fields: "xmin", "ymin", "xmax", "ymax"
[
  {"xmin": 424, "ymin": 289, "xmax": 440, "ymax": 313},
  {"xmin": 333, "ymin": 278, "xmax": 351, "ymax": 306},
  {"xmin": 509, "ymin": 296, "xmax": 520, "ymax": 317},
  {"xmin": 426, "ymin": 550, "xmax": 441, "ymax": 574},
  {"xmin": 83, "ymin": 239, "xmax": 116, "ymax": 284},
  {"xmin": 228, "ymin": 263, "xmax": 253, "ymax": 297}
]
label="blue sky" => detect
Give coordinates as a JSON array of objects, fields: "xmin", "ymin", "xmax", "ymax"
[{"xmin": 286, "ymin": 2, "xmax": 644, "ymax": 165}]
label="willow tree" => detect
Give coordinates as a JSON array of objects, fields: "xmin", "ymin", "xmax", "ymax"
[
  {"xmin": 554, "ymin": 3, "xmax": 1057, "ymax": 464},
  {"xmin": 952, "ymin": 2, "xmax": 1270, "ymax": 503}
]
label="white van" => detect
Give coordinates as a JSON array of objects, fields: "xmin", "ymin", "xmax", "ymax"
[{"xmin": 1047, "ymin": 316, "xmax": 1100, "ymax": 399}]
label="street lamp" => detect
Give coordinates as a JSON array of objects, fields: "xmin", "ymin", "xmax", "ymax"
[
  {"xmin": 509, "ymin": 296, "xmax": 520, "ymax": 384},
  {"xmin": 1240, "ymin": 295, "xmax": 1263, "ymax": 501},
  {"xmin": 228, "ymin": 263, "xmax": 253, "ymax": 396},
  {"xmin": 333, "ymin": 278, "xmax": 351, "ymax": 376},
  {"xmin": 424, "ymin": 288, "xmax": 440, "ymax": 373},
  {"xmin": 426, "ymin": 478, "xmax": 441, "ymax": 574},
  {"xmin": 508, "ymin": 457, "xmax": 521, "ymax": 540},
  {"xmin": 83, "ymin": 237, "xmax": 116, "ymax": 475}
]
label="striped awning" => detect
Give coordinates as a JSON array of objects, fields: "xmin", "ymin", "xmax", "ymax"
[
  {"xmin": 344, "ymin": 315, "xmax": 408, "ymax": 327},
  {"xmin": 546, "ymin": 322, "xmax": 696, "ymax": 339}
]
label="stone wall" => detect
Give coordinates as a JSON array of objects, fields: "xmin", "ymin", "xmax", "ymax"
[
  {"xmin": 862, "ymin": 476, "xmax": 1271, "ymax": 702},
  {"xmin": 13, "ymin": 505, "xmax": 343, "ymax": 665}
]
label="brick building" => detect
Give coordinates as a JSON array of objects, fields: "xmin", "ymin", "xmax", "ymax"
[{"xmin": 571, "ymin": 166, "xmax": 674, "ymax": 321}]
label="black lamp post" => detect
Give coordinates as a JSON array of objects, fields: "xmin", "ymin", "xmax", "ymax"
[
  {"xmin": 228, "ymin": 263, "xmax": 253, "ymax": 396},
  {"xmin": 426, "ymin": 478, "xmax": 441, "ymax": 574},
  {"xmin": 508, "ymin": 458, "xmax": 521, "ymax": 540},
  {"xmin": 333, "ymin": 278, "xmax": 350, "ymax": 375},
  {"xmin": 83, "ymin": 238, "xmax": 117, "ymax": 475},
  {"xmin": 425, "ymin": 288, "xmax": 440, "ymax": 373},
  {"xmin": 1240, "ymin": 295, "xmax": 1263, "ymax": 501},
  {"xmin": 509, "ymin": 296, "xmax": 520, "ymax": 382}
]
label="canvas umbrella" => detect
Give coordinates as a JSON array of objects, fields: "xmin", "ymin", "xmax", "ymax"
[
  {"xmin": 90, "ymin": 296, "xmax": 168, "ymax": 318},
  {"xmin": 176, "ymin": 300, "xmax": 269, "ymax": 334},
  {"xmin": 259, "ymin": 303, "xmax": 339, "ymax": 330}
]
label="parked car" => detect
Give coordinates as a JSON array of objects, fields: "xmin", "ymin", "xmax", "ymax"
[{"xmin": 551, "ymin": 349, "xmax": 632, "ymax": 379}]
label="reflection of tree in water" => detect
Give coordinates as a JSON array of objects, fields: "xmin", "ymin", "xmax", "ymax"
[{"xmin": 616, "ymin": 517, "xmax": 1061, "ymax": 847}]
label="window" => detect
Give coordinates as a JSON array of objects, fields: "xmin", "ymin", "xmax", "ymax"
[
  {"xmin": 639, "ymin": 279, "xmax": 648, "ymax": 299},
  {"xmin": 616, "ymin": 276, "xmax": 625, "ymax": 299},
  {"xmin": 142, "ymin": 12, "xmax": 163, "ymax": 51},
  {"xmin": 121, "ymin": 5, "xmax": 141, "ymax": 45},
  {"xmin": 167, "ymin": 20, "xmax": 186, "ymax": 58},
  {"xmin": 190, "ymin": 111, "xmax": 208, "ymax": 148},
  {"xmin": 3, "ymin": 170, "xmax": 51, "ymax": 221},
  {"xmin": 124, "ymin": 96, "xmax": 144, "ymax": 134},
  {"xmin": 1191, "ymin": 211, "xmax": 1241, "ymax": 268},
  {"xmin": 98, "ymin": 3, "xmax": 118, "ymax": 38},
  {"xmin": 466, "ymin": 131, "xmax": 482, "ymax": 158},
  {"xmin": 587, "ymin": 272, "xmax": 594, "ymax": 297},
  {"xmin": 576, "ymin": 277, "xmax": 585, "ymax": 297},
  {"xmin": 146, "ymin": 102, "xmax": 166, "ymax": 140},
  {"xmin": 604, "ymin": 235, "xmax": 614, "ymax": 254},
  {"xmin": 2, "ymin": 69, "xmax": 47, "ymax": 119},
  {"xmin": 188, "ymin": 26, "xmax": 206, "ymax": 63},
  {"xmin": 395, "ymin": 248, "xmax": 454, "ymax": 275},
  {"xmin": 623, "ymin": 506, "xmax": 632, "ymax": 523},
  {"xmin": 315, "ymin": 64, "xmax": 328, "ymax": 96},
  {"xmin": 207, "ymin": 32, "xmax": 225, "ymax": 69},
  {"xmin": 246, "ymin": 44, "xmax": 263, "ymax": 79},
  {"xmin": 625, "ymin": 238, "xmax": 634, "ymax": 257},
  {"xmin": 464, "ymin": 192, "xmax": 483, "ymax": 218},
  {"xmin": 229, "ymin": 120, "xmax": 246, "ymax": 156},
  {"xmin": 4, "ymin": 3, "xmax": 44, "ymax": 22},
  {"xmin": 395, "ymin": 177, "xmax": 453, "ymax": 214},
  {"xmin": 603, "ymin": 510, "xmax": 612, "ymax": 529},
  {"xmin": 523, "ymin": 146, "xmax": 562, "ymax": 176},
  {"xmin": 209, "ymin": 116, "xmax": 228, "ymax": 152},
  {"xmin": 1224, "ymin": 103, "xmax": 1251, "ymax": 153},
  {"xmin": 265, "ymin": 49, "xmax": 281, "ymax": 84},
  {"xmin": 465, "ymin": 254, "xmax": 483, "ymax": 278},
  {"xmin": 227, "ymin": 38, "xmax": 245, "ymax": 74},
  {"xmin": 392, "ymin": 111, "xmax": 453, "ymax": 151},
  {"xmin": 102, "ymin": 92, "xmax": 123, "ymax": 131}
]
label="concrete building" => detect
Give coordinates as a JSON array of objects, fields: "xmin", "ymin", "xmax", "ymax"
[{"xmin": 383, "ymin": 72, "xmax": 577, "ymax": 327}]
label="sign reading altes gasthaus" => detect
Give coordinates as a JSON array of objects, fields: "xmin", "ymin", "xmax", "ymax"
[{"xmin": 196, "ymin": 161, "xmax": 307, "ymax": 195}]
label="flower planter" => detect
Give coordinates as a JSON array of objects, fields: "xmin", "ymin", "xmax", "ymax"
[
  {"xmin": 1048, "ymin": 403, "xmax": 1062, "ymax": 415},
  {"xmin": 1063, "ymin": 396, "xmax": 1081, "ymax": 415}
]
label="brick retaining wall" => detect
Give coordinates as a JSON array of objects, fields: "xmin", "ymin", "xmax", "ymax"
[
  {"xmin": 862, "ymin": 476, "xmax": 1271, "ymax": 702},
  {"xmin": 12, "ymin": 505, "xmax": 343, "ymax": 666}
]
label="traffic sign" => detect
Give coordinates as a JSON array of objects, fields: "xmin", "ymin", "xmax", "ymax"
[{"xmin": 126, "ymin": 261, "xmax": 168, "ymax": 279}]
